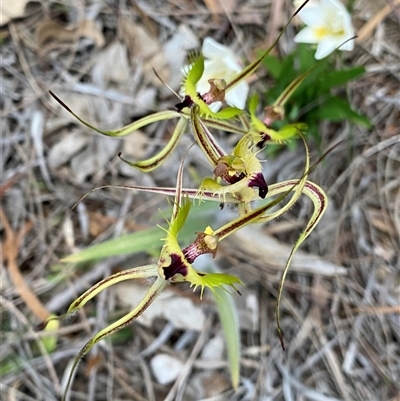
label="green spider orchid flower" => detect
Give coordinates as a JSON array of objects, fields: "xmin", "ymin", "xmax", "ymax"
[
  {"xmin": 44, "ymin": 157, "xmax": 242, "ymax": 400},
  {"xmin": 196, "ymin": 132, "xmax": 268, "ymax": 208},
  {"xmin": 48, "ymin": 4, "xmax": 307, "ymax": 175},
  {"xmin": 72, "ymin": 130, "xmax": 331, "ymax": 351}
]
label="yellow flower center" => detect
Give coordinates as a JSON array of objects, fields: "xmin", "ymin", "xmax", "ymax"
[{"xmin": 314, "ymin": 26, "xmax": 329, "ymax": 39}]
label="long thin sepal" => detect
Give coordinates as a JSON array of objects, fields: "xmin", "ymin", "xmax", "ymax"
[
  {"xmin": 190, "ymin": 105, "xmax": 226, "ymax": 167},
  {"xmin": 201, "ymin": 118, "xmax": 248, "ymax": 135},
  {"xmin": 275, "ymin": 180, "xmax": 328, "ymax": 350},
  {"xmin": 66, "ymin": 265, "xmax": 158, "ymax": 314},
  {"xmin": 259, "ymin": 135, "xmax": 310, "ymax": 223},
  {"xmin": 49, "ymin": 90, "xmax": 179, "ymax": 137},
  {"xmin": 224, "ymin": 2, "xmax": 310, "ymax": 93},
  {"xmin": 62, "ymin": 277, "xmax": 166, "ymax": 401},
  {"xmin": 119, "ymin": 117, "xmax": 188, "ymax": 172},
  {"xmin": 272, "ymin": 64, "xmax": 318, "ymax": 109}
]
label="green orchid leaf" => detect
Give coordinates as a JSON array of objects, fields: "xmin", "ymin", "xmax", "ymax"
[
  {"xmin": 213, "ymin": 286, "xmax": 240, "ymax": 389},
  {"xmin": 319, "ymin": 66, "xmax": 366, "ymax": 92},
  {"xmin": 314, "ymin": 97, "xmax": 372, "ymax": 128},
  {"xmin": 61, "ymin": 227, "xmax": 163, "ymax": 263},
  {"xmin": 119, "ymin": 116, "xmax": 188, "ymax": 172},
  {"xmin": 263, "ymin": 54, "xmax": 281, "ymax": 79},
  {"xmin": 61, "ymin": 201, "xmax": 217, "ymax": 264}
]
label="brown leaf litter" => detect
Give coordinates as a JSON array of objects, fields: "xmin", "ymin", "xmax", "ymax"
[{"xmin": 1, "ymin": 1, "xmax": 399, "ymax": 400}]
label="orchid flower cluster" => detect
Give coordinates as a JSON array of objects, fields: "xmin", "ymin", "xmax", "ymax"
[{"xmin": 43, "ymin": 2, "xmax": 356, "ymax": 398}]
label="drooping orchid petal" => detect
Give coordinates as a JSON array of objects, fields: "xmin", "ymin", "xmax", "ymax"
[
  {"xmin": 190, "ymin": 104, "xmax": 227, "ymax": 167},
  {"xmin": 60, "ymin": 274, "xmax": 166, "ymax": 401},
  {"xmin": 49, "ymin": 90, "xmax": 180, "ymax": 137},
  {"xmin": 118, "ymin": 117, "xmax": 188, "ymax": 172}
]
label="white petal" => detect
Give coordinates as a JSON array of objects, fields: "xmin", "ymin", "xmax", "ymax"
[
  {"xmin": 339, "ymin": 38, "xmax": 354, "ymax": 51},
  {"xmin": 209, "ymin": 101, "xmax": 222, "ymax": 112},
  {"xmin": 225, "ymin": 80, "xmax": 249, "ymax": 109},
  {"xmin": 294, "ymin": 27, "xmax": 319, "ymax": 44},
  {"xmin": 321, "ymin": 0, "xmax": 345, "ymax": 13},
  {"xmin": 315, "ymin": 36, "xmax": 340, "ymax": 59},
  {"xmin": 202, "ymin": 37, "xmax": 236, "ymax": 61},
  {"xmin": 195, "ymin": 78, "xmax": 211, "ymax": 96},
  {"xmin": 297, "ymin": 6, "xmax": 327, "ymax": 27},
  {"xmin": 202, "ymin": 59, "xmax": 227, "ymax": 78},
  {"xmin": 221, "ymin": 56, "xmax": 242, "ymax": 72}
]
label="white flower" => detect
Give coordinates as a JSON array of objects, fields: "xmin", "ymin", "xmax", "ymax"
[
  {"xmin": 294, "ymin": 0, "xmax": 355, "ymax": 59},
  {"xmin": 196, "ymin": 37, "xmax": 249, "ymax": 111}
]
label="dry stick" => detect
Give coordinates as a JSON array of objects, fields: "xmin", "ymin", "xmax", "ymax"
[
  {"xmin": 0, "ymin": 295, "xmax": 61, "ymax": 395},
  {"xmin": 0, "ymin": 209, "xmax": 62, "ymax": 394},
  {"xmin": 8, "ymin": 24, "xmax": 58, "ymax": 114},
  {"xmin": 163, "ymin": 316, "xmax": 212, "ymax": 401},
  {"xmin": 265, "ymin": 0, "xmax": 285, "ymax": 52},
  {"xmin": 356, "ymin": 0, "xmax": 400, "ymax": 43},
  {"xmin": 328, "ymin": 135, "xmax": 400, "ymax": 197},
  {"xmin": 330, "ymin": 135, "xmax": 400, "ymax": 261},
  {"xmin": 0, "ymin": 173, "xmax": 24, "ymax": 198},
  {"xmin": 388, "ymin": 0, "xmax": 400, "ymax": 20},
  {"xmin": 355, "ymin": 305, "xmax": 400, "ymax": 315},
  {"xmin": 137, "ymin": 357, "xmax": 156, "ymax": 401},
  {"xmin": 311, "ymin": 308, "xmax": 353, "ymax": 401},
  {"xmin": 0, "ymin": 208, "xmax": 50, "ymax": 323}
]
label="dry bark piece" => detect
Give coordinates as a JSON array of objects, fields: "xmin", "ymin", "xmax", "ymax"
[
  {"xmin": 150, "ymin": 354, "xmax": 184, "ymax": 385},
  {"xmin": 119, "ymin": 17, "xmax": 170, "ymax": 87},
  {"xmin": 35, "ymin": 19, "xmax": 105, "ymax": 49},
  {"xmin": 48, "ymin": 131, "xmax": 90, "ymax": 170}
]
